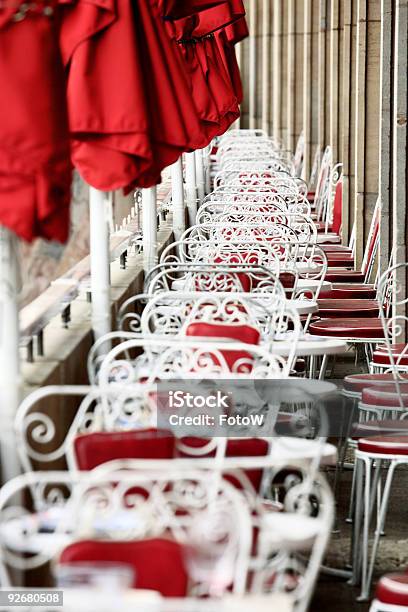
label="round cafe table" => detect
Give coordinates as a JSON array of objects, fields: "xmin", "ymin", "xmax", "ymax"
[
  {"xmin": 9, "ymin": 591, "xmax": 293, "ymax": 612},
  {"xmin": 269, "ymin": 334, "xmax": 347, "ymax": 357}
]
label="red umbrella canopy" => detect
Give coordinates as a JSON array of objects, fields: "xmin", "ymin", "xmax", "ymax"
[
  {"xmin": 167, "ymin": 0, "xmax": 244, "ymax": 142},
  {"xmin": 159, "ymin": 0, "xmax": 231, "ymax": 20},
  {"xmin": 61, "ymin": 0, "xmax": 214, "ymax": 192},
  {"xmin": 225, "ymin": 14, "xmax": 249, "ymax": 45},
  {"xmin": 0, "ymin": 5, "xmax": 72, "ymax": 242}
]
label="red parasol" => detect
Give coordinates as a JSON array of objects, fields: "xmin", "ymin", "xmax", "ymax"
[
  {"xmin": 61, "ymin": 0, "xmax": 210, "ymax": 192},
  {"xmin": 0, "ymin": 6, "xmax": 72, "ymax": 242}
]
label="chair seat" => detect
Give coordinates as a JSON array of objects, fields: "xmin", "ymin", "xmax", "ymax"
[
  {"xmin": 324, "ymin": 271, "xmax": 365, "ymax": 283},
  {"xmin": 319, "ymin": 284, "xmax": 377, "ymax": 299},
  {"xmin": 327, "ymin": 259, "xmax": 355, "ymax": 269},
  {"xmin": 351, "ymin": 419, "xmax": 408, "ymax": 439},
  {"xmin": 343, "ymin": 373, "xmax": 408, "ymax": 395},
  {"xmin": 376, "ymin": 573, "xmax": 408, "ymax": 606},
  {"xmin": 318, "ymin": 234, "xmax": 342, "ymax": 244},
  {"xmin": 320, "ymin": 245, "xmax": 353, "ymax": 254},
  {"xmin": 326, "ymin": 253, "xmax": 355, "ymax": 268},
  {"xmin": 373, "ymin": 343, "xmax": 408, "ymax": 365},
  {"xmin": 362, "ymin": 383, "xmax": 408, "ymax": 408},
  {"xmin": 309, "ymin": 318, "xmax": 385, "ymax": 339},
  {"xmin": 317, "ymin": 300, "xmax": 379, "ymax": 318},
  {"xmin": 358, "ymin": 435, "xmax": 408, "ymax": 455},
  {"xmin": 59, "ymin": 539, "xmax": 189, "ymax": 597}
]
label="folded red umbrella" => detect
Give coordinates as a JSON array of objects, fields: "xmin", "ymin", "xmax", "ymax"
[
  {"xmin": 219, "ymin": 15, "xmax": 249, "ymax": 104},
  {"xmin": 216, "ymin": 28, "xmax": 243, "ymax": 103},
  {"xmin": 195, "ymin": 35, "xmax": 239, "ymax": 136},
  {"xmin": 0, "ymin": 6, "xmax": 72, "ymax": 243},
  {"xmin": 225, "ymin": 14, "xmax": 249, "ymax": 45},
  {"xmin": 168, "ymin": 1, "xmax": 243, "ymax": 142},
  {"xmin": 62, "ymin": 0, "xmax": 208, "ymax": 191},
  {"xmin": 159, "ymin": 0, "xmax": 230, "ymax": 20},
  {"xmin": 192, "ymin": 0, "xmax": 245, "ymax": 36},
  {"xmin": 165, "ymin": 16, "xmax": 222, "ymax": 145}
]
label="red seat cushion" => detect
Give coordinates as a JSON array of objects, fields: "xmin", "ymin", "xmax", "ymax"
[
  {"xmin": 59, "ymin": 539, "xmax": 188, "ymax": 597},
  {"xmin": 373, "ymin": 343, "xmax": 408, "ymax": 366},
  {"xmin": 326, "ymin": 254, "xmax": 355, "ymax": 268},
  {"xmin": 351, "ymin": 419, "xmax": 408, "ymax": 439},
  {"xmin": 319, "ymin": 284, "xmax": 377, "ymax": 299},
  {"xmin": 320, "ymin": 235, "xmax": 342, "ymax": 244},
  {"xmin": 185, "ymin": 322, "xmax": 260, "ymax": 372},
  {"xmin": 309, "ymin": 318, "xmax": 385, "ymax": 339},
  {"xmin": 343, "ymin": 373, "xmax": 408, "ymax": 395},
  {"xmin": 317, "ymin": 299, "xmax": 379, "ymax": 318},
  {"xmin": 178, "ymin": 437, "xmax": 269, "ymax": 491},
  {"xmin": 362, "ymin": 384, "xmax": 408, "ymax": 408},
  {"xmin": 324, "ymin": 271, "xmax": 365, "ymax": 283},
  {"xmin": 320, "ymin": 245, "xmax": 353, "ymax": 254},
  {"xmin": 376, "ymin": 573, "xmax": 408, "ymax": 606},
  {"xmin": 74, "ymin": 430, "xmax": 176, "ymax": 470},
  {"xmin": 358, "ymin": 435, "xmax": 408, "ymax": 455}
]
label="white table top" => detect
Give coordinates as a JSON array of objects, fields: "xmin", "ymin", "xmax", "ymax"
[
  {"xmin": 5, "ymin": 591, "xmax": 293, "ymax": 612},
  {"xmin": 155, "ymin": 296, "xmax": 317, "ymax": 317},
  {"xmin": 270, "ymin": 335, "xmax": 347, "ymax": 357},
  {"xmin": 172, "ymin": 279, "xmax": 332, "ymax": 294},
  {"xmin": 294, "ymin": 278, "xmax": 332, "ymax": 292}
]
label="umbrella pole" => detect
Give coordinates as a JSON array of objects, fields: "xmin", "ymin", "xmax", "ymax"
[
  {"xmin": 142, "ymin": 186, "xmax": 158, "ymax": 274},
  {"xmin": 0, "ymin": 226, "xmax": 21, "ymax": 481},
  {"xmin": 171, "ymin": 157, "xmax": 185, "ymax": 241},
  {"xmin": 195, "ymin": 148, "xmax": 206, "ymax": 201},
  {"xmin": 204, "ymin": 145, "xmax": 212, "ymax": 194},
  {"xmin": 89, "ymin": 187, "xmax": 111, "ymax": 342},
  {"xmin": 185, "ymin": 151, "xmax": 198, "ymax": 225}
]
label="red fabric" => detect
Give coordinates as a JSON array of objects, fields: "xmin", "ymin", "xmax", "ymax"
[
  {"xmin": 351, "ymin": 420, "xmax": 408, "ymax": 439},
  {"xmin": 216, "ymin": 29, "xmax": 243, "ymax": 103},
  {"xmin": 0, "ymin": 11, "xmax": 72, "ymax": 242},
  {"xmin": 185, "ymin": 321, "xmax": 259, "ymax": 372},
  {"xmin": 332, "ymin": 181, "xmax": 343, "ymax": 235},
  {"xmin": 343, "ymin": 373, "xmax": 408, "ymax": 395},
  {"xmin": 185, "ymin": 322, "xmax": 260, "ymax": 344},
  {"xmin": 166, "ymin": 20, "xmax": 224, "ymax": 144},
  {"xmin": 317, "ymin": 299, "xmax": 379, "ymax": 318},
  {"xmin": 325, "ymin": 253, "xmax": 354, "ymax": 267},
  {"xmin": 309, "ymin": 318, "xmax": 385, "ymax": 339},
  {"xmin": 178, "ymin": 437, "xmax": 268, "ymax": 491},
  {"xmin": 63, "ymin": 0, "xmax": 208, "ymax": 192},
  {"xmin": 192, "ymin": 0, "xmax": 245, "ymax": 37},
  {"xmin": 320, "ymin": 245, "xmax": 353, "ymax": 253},
  {"xmin": 358, "ymin": 435, "xmax": 408, "ymax": 455},
  {"xmin": 324, "ymin": 271, "xmax": 366, "ymax": 283},
  {"xmin": 376, "ymin": 573, "xmax": 408, "ymax": 606},
  {"xmin": 213, "ymin": 253, "xmax": 263, "ymax": 291},
  {"xmin": 362, "ymin": 385, "xmax": 408, "ymax": 408},
  {"xmin": 225, "ymin": 15, "xmax": 248, "ymax": 44},
  {"xmin": 195, "ymin": 36, "xmax": 239, "ymax": 135},
  {"xmin": 372, "ymin": 343, "xmax": 408, "ymax": 366},
  {"xmin": 319, "ymin": 285, "xmax": 377, "ymax": 299},
  {"xmin": 74, "ymin": 429, "xmax": 175, "ymax": 470},
  {"xmin": 159, "ymin": 0, "xmax": 229, "ymax": 20},
  {"xmin": 59, "ymin": 539, "xmax": 189, "ymax": 596}
]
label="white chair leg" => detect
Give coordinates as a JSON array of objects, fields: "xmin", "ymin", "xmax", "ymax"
[
  {"xmin": 364, "ymin": 461, "xmax": 398, "ymax": 600},
  {"xmin": 357, "ymin": 455, "xmax": 373, "ymax": 601},
  {"xmin": 350, "ymin": 456, "xmax": 365, "ymax": 585},
  {"xmin": 346, "ymin": 456, "xmax": 358, "ymax": 523}
]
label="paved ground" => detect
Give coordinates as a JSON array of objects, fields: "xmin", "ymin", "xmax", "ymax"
[{"xmin": 310, "ymin": 353, "xmax": 408, "ymax": 611}]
